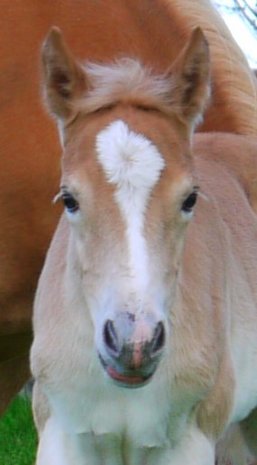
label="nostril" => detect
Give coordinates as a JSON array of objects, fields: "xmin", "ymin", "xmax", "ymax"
[
  {"xmin": 151, "ymin": 322, "xmax": 165, "ymax": 354},
  {"xmin": 103, "ymin": 320, "xmax": 120, "ymax": 356}
]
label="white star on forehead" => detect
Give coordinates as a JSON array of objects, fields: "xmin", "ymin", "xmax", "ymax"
[{"xmin": 96, "ymin": 120, "xmax": 165, "ymax": 296}]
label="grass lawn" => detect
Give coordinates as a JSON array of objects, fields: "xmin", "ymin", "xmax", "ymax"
[{"xmin": 0, "ymin": 395, "xmax": 37, "ymax": 465}]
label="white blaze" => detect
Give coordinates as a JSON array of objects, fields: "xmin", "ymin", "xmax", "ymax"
[{"xmin": 96, "ymin": 120, "xmax": 165, "ymax": 300}]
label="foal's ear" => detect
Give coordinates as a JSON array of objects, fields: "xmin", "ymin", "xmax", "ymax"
[
  {"xmin": 169, "ymin": 28, "xmax": 210, "ymax": 129},
  {"xmin": 42, "ymin": 27, "xmax": 87, "ymax": 121}
]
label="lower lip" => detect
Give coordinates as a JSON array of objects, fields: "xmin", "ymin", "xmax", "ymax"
[
  {"xmin": 99, "ymin": 354, "xmax": 152, "ymax": 388},
  {"xmin": 106, "ymin": 365, "xmax": 153, "ymax": 388}
]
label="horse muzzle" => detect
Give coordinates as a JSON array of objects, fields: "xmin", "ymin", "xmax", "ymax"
[{"xmin": 98, "ymin": 313, "xmax": 166, "ymax": 388}]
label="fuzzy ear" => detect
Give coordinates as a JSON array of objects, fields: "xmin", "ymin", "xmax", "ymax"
[
  {"xmin": 42, "ymin": 27, "xmax": 87, "ymax": 121},
  {"xmin": 169, "ymin": 28, "xmax": 210, "ymax": 129}
]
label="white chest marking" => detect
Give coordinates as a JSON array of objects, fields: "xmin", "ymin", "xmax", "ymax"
[{"xmin": 96, "ymin": 120, "xmax": 165, "ymax": 298}]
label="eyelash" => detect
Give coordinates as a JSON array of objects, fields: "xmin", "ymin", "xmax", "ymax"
[
  {"xmin": 62, "ymin": 192, "xmax": 79, "ymax": 213},
  {"xmin": 181, "ymin": 191, "xmax": 198, "ymax": 213},
  {"xmin": 53, "ymin": 190, "xmax": 79, "ymax": 213}
]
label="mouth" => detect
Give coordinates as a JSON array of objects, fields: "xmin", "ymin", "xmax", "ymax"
[{"xmin": 98, "ymin": 354, "xmax": 154, "ymax": 388}]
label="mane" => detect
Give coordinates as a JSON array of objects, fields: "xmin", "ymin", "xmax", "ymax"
[
  {"xmin": 163, "ymin": 0, "xmax": 257, "ymax": 134},
  {"xmin": 75, "ymin": 58, "xmax": 178, "ymax": 116},
  {"xmin": 74, "ymin": 0, "xmax": 257, "ymax": 135}
]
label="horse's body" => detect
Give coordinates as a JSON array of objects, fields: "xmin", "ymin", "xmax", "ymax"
[
  {"xmin": 0, "ymin": 0, "xmax": 257, "ymax": 429},
  {"xmin": 30, "ymin": 22, "xmax": 257, "ymax": 464},
  {"xmin": 1, "ymin": 0, "xmax": 257, "ymax": 415}
]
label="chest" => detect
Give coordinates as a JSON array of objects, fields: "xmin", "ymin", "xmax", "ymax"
[
  {"xmin": 47, "ymin": 359, "xmax": 176, "ymax": 448},
  {"xmin": 43, "ymin": 334, "xmax": 199, "ymax": 454}
]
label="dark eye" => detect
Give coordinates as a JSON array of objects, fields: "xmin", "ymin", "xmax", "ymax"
[
  {"xmin": 181, "ymin": 191, "xmax": 198, "ymax": 213},
  {"xmin": 62, "ymin": 192, "xmax": 79, "ymax": 213}
]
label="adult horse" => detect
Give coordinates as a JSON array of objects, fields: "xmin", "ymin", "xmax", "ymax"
[
  {"xmin": 30, "ymin": 24, "xmax": 257, "ymax": 465},
  {"xmin": 1, "ymin": 0, "xmax": 257, "ymax": 415}
]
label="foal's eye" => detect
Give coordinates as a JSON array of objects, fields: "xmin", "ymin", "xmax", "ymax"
[
  {"xmin": 62, "ymin": 192, "xmax": 79, "ymax": 213},
  {"xmin": 181, "ymin": 191, "xmax": 198, "ymax": 213}
]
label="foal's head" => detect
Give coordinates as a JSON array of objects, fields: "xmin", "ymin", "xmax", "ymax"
[{"xmin": 42, "ymin": 27, "xmax": 210, "ymax": 388}]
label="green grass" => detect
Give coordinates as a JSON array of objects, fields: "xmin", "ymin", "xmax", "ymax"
[{"xmin": 0, "ymin": 395, "xmax": 37, "ymax": 465}]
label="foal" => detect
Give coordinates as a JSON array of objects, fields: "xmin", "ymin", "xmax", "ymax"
[{"xmin": 31, "ymin": 28, "xmax": 257, "ymax": 465}]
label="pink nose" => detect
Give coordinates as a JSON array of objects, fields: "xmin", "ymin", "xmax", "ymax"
[{"xmin": 103, "ymin": 317, "xmax": 165, "ymax": 369}]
